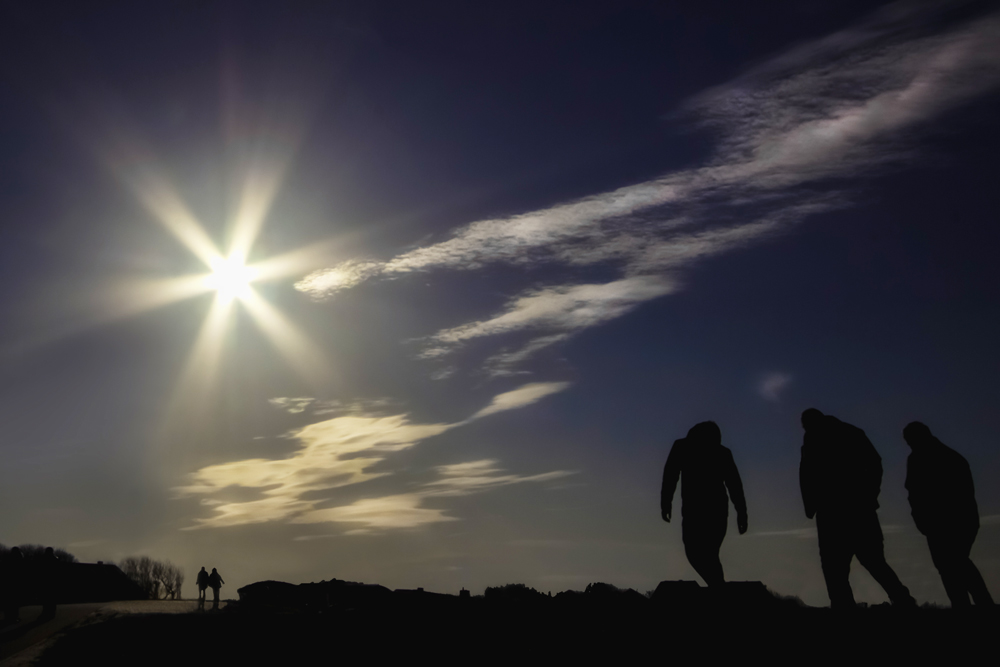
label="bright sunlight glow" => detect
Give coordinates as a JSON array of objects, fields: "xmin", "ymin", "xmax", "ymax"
[{"xmin": 207, "ymin": 256, "xmax": 254, "ymax": 300}]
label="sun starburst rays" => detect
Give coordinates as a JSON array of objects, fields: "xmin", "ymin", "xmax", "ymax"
[
  {"xmin": 111, "ymin": 157, "xmax": 329, "ymax": 422},
  {"xmin": 206, "ymin": 256, "xmax": 256, "ymax": 301}
]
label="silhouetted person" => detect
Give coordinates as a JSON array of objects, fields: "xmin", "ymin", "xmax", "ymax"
[
  {"xmin": 40, "ymin": 547, "xmax": 59, "ymax": 619},
  {"xmin": 208, "ymin": 568, "xmax": 224, "ymax": 609},
  {"xmin": 196, "ymin": 567, "xmax": 209, "ymax": 610},
  {"xmin": 800, "ymin": 409, "xmax": 915, "ymax": 608},
  {"xmin": 661, "ymin": 421, "xmax": 748, "ymax": 586},
  {"xmin": 2, "ymin": 547, "xmax": 24, "ymax": 624},
  {"xmin": 903, "ymin": 421, "xmax": 994, "ymax": 608}
]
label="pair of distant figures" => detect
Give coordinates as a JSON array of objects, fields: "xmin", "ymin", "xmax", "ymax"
[
  {"xmin": 196, "ymin": 567, "xmax": 225, "ymax": 610},
  {"xmin": 1, "ymin": 546, "xmax": 61, "ymax": 623},
  {"xmin": 661, "ymin": 410, "xmax": 994, "ymax": 609}
]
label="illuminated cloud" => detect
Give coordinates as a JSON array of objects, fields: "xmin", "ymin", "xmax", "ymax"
[
  {"xmin": 294, "ymin": 494, "xmax": 457, "ymax": 530},
  {"xmin": 296, "ymin": 8, "xmax": 1000, "ymax": 374},
  {"xmin": 294, "ymin": 460, "xmax": 576, "ymax": 532},
  {"xmin": 178, "ymin": 382, "xmax": 572, "ymax": 530},
  {"xmin": 268, "ymin": 396, "xmax": 399, "ymax": 417},
  {"xmin": 425, "ymin": 459, "xmax": 575, "ymax": 497},
  {"xmin": 467, "ymin": 382, "xmax": 570, "ymax": 421},
  {"xmin": 431, "ymin": 278, "xmax": 675, "ymax": 348},
  {"xmin": 269, "ymin": 397, "xmax": 315, "ymax": 414},
  {"xmin": 758, "ymin": 372, "xmax": 793, "ymax": 402},
  {"xmin": 483, "ymin": 334, "xmax": 569, "ymax": 378},
  {"xmin": 294, "ymin": 259, "xmax": 385, "ymax": 298}
]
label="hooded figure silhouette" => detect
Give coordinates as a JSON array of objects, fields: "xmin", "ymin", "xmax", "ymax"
[
  {"xmin": 904, "ymin": 421, "xmax": 994, "ymax": 607},
  {"xmin": 661, "ymin": 421, "xmax": 748, "ymax": 586}
]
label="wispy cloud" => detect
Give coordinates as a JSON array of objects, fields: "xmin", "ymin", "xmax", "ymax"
[
  {"xmin": 466, "ymin": 382, "xmax": 570, "ymax": 421},
  {"xmin": 294, "ymin": 493, "xmax": 457, "ymax": 530},
  {"xmin": 758, "ymin": 372, "xmax": 793, "ymax": 402},
  {"xmin": 269, "ymin": 396, "xmax": 400, "ymax": 417},
  {"xmin": 295, "ymin": 4, "xmax": 1000, "ymax": 374},
  {"xmin": 294, "ymin": 459, "xmax": 575, "ymax": 532},
  {"xmin": 424, "ymin": 460, "xmax": 573, "ymax": 497},
  {"xmin": 177, "ymin": 383, "xmax": 572, "ymax": 530},
  {"xmin": 269, "ymin": 397, "xmax": 315, "ymax": 414}
]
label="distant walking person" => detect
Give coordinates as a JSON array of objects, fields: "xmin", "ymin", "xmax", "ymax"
[
  {"xmin": 40, "ymin": 547, "xmax": 59, "ymax": 619},
  {"xmin": 2, "ymin": 547, "xmax": 24, "ymax": 624},
  {"xmin": 799, "ymin": 409, "xmax": 915, "ymax": 608},
  {"xmin": 661, "ymin": 421, "xmax": 748, "ymax": 586},
  {"xmin": 196, "ymin": 567, "xmax": 209, "ymax": 610},
  {"xmin": 208, "ymin": 568, "xmax": 224, "ymax": 609},
  {"xmin": 903, "ymin": 422, "xmax": 994, "ymax": 608}
]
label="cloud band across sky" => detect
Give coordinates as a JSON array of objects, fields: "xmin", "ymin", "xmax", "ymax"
[{"xmin": 294, "ymin": 6, "xmax": 1000, "ymax": 375}]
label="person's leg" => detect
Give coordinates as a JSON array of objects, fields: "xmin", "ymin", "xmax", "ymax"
[
  {"xmin": 817, "ymin": 513, "xmax": 856, "ymax": 609},
  {"xmin": 947, "ymin": 530, "xmax": 994, "ymax": 607},
  {"xmin": 683, "ymin": 515, "xmax": 727, "ymax": 587},
  {"xmin": 855, "ymin": 512, "xmax": 915, "ymax": 606},
  {"xmin": 927, "ymin": 534, "xmax": 970, "ymax": 608},
  {"xmin": 963, "ymin": 560, "xmax": 994, "ymax": 607}
]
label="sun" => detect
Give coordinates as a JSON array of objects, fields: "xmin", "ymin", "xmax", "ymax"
[{"xmin": 206, "ymin": 256, "xmax": 255, "ymax": 301}]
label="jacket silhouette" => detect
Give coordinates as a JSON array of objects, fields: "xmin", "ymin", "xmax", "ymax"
[
  {"xmin": 196, "ymin": 566, "xmax": 209, "ymax": 609},
  {"xmin": 799, "ymin": 409, "xmax": 915, "ymax": 608},
  {"xmin": 661, "ymin": 421, "xmax": 747, "ymax": 586},
  {"xmin": 1, "ymin": 547, "xmax": 24, "ymax": 623},
  {"xmin": 208, "ymin": 568, "xmax": 224, "ymax": 609},
  {"xmin": 903, "ymin": 421, "xmax": 994, "ymax": 607}
]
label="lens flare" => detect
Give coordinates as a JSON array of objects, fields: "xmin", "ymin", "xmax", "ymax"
[{"xmin": 206, "ymin": 256, "xmax": 255, "ymax": 301}]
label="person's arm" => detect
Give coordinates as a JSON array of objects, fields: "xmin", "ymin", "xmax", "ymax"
[
  {"xmin": 723, "ymin": 449, "xmax": 748, "ymax": 534},
  {"xmin": 861, "ymin": 431, "xmax": 883, "ymax": 507},
  {"xmin": 905, "ymin": 455, "xmax": 931, "ymax": 535},
  {"xmin": 958, "ymin": 455, "xmax": 980, "ymax": 533},
  {"xmin": 661, "ymin": 440, "xmax": 684, "ymax": 522}
]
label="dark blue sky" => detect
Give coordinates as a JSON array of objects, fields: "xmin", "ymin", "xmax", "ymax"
[{"xmin": 1, "ymin": 0, "xmax": 999, "ymax": 605}]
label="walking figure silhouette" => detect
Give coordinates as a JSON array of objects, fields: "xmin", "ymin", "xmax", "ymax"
[
  {"xmin": 799, "ymin": 409, "xmax": 915, "ymax": 608},
  {"xmin": 904, "ymin": 421, "xmax": 994, "ymax": 608},
  {"xmin": 661, "ymin": 421, "xmax": 748, "ymax": 586}
]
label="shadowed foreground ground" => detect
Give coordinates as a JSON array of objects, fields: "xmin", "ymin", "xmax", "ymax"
[{"xmin": 21, "ymin": 591, "xmax": 998, "ymax": 665}]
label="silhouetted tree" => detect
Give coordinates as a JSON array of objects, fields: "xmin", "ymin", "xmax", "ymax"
[
  {"xmin": 484, "ymin": 583, "xmax": 547, "ymax": 602},
  {"xmin": 170, "ymin": 566, "xmax": 185, "ymax": 600},
  {"xmin": 119, "ymin": 556, "xmax": 181, "ymax": 600},
  {"xmin": 155, "ymin": 562, "xmax": 184, "ymax": 600}
]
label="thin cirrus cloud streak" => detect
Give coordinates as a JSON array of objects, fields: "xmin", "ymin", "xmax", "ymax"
[
  {"xmin": 296, "ymin": 461, "xmax": 574, "ymax": 535},
  {"xmin": 176, "ymin": 382, "xmax": 575, "ymax": 531},
  {"xmin": 295, "ymin": 5, "xmax": 1000, "ymax": 375}
]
